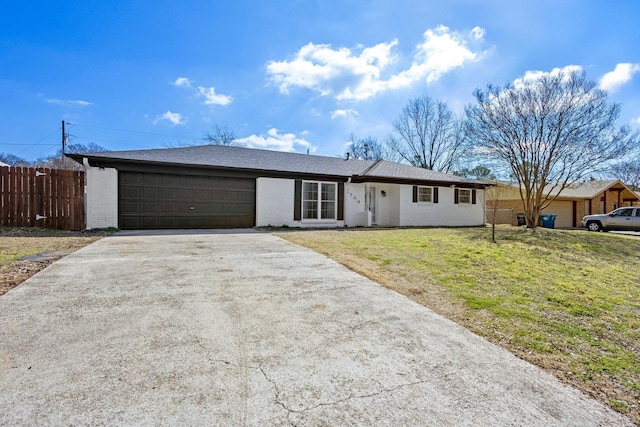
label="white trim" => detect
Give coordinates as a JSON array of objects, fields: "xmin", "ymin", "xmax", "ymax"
[
  {"xmin": 458, "ymin": 188, "xmax": 472, "ymax": 204},
  {"xmin": 417, "ymin": 186, "xmax": 434, "ymax": 204},
  {"xmin": 302, "ymin": 180, "xmax": 338, "ymax": 221}
]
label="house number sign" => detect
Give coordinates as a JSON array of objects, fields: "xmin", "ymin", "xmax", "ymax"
[{"xmin": 345, "ymin": 187, "xmax": 361, "ymax": 204}]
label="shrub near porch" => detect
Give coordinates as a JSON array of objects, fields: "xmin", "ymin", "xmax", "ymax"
[{"xmin": 278, "ymin": 227, "xmax": 640, "ymax": 423}]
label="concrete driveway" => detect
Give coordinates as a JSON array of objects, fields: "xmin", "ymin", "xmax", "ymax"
[{"xmin": 0, "ymin": 231, "xmax": 632, "ymax": 426}]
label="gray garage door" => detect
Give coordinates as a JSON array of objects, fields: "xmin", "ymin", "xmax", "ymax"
[{"xmin": 119, "ymin": 172, "xmax": 255, "ymax": 229}]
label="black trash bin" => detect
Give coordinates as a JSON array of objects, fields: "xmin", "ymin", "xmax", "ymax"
[
  {"xmin": 516, "ymin": 213, "xmax": 526, "ymax": 226},
  {"xmin": 540, "ymin": 214, "xmax": 557, "ymax": 229}
]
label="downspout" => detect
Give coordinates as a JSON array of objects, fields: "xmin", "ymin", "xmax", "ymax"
[{"xmin": 82, "ymin": 158, "xmax": 90, "ymax": 230}]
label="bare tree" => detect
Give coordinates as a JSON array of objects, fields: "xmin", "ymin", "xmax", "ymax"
[
  {"xmin": 344, "ymin": 134, "xmax": 388, "ymax": 161},
  {"xmin": 455, "ymin": 165, "xmax": 496, "ymax": 180},
  {"xmin": 38, "ymin": 142, "xmax": 109, "ymax": 170},
  {"xmin": 465, "ymin": 69, "xmax": 638, "ymax": 228},
  {"xmin": 608, "ymin": 158, "xmax": 640, "ymax": 189},
  {"xmin": 0, "ymin": 153, "xmax": 31, "ymax": 167},
  {"xmin": 387, "ymin": 95, "xmax": 469, "ymax": 172},
  {"xmin": 202, "ymin": 124, "xmax": 237, "ymax": 146},
  {"xmin": 484, "ymin": 183, "xmax": 505, "ymax": 243}
]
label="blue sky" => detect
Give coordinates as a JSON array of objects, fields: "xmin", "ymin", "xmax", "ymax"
[{"xmin": 2, "ymin": 0, "xmax": 639, "ymax": 161}]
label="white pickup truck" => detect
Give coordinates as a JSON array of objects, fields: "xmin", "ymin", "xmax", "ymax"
[{"xmin": 581, "ymin": 207, "xmax": 640, "ymax": 232}]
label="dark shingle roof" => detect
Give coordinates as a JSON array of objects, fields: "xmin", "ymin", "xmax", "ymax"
[
  {"xmin": 68, "ymin": 145, "xmax": 483, "ymax": 186},
  {"xmin": 361, "ymin": 160, "xmax": 470, "ymax": 183}
]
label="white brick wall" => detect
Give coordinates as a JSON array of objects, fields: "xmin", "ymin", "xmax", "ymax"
[{"xmin": 84, "ymin": 159, "xmax": 118, "ymax": 229}]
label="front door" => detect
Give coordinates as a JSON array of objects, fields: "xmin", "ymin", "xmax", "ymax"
[{"xmin": 367, "ymin": 186, "xmax": 376, "ymax": 225}]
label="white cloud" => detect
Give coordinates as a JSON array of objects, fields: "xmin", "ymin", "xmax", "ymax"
[
  {"xmin": 266, "ymin": 25, "xmax": 486, "ymax": 101},
  {"xmin": 470, "ymin": 26, "xmax": 485, "ymax": 40},
  {"xmin": 234, "ymin": 128, "xmax": 316, "ymax": 153},
  {"xmin": 513, "ymin": 65, "xmax": 583, "ymax": 89},
  {"xmin": 331, "ymin": 109, "xmax": 359, "ymax": 119},
  {"xmin": 599, "ymin": 63, "xmax": 640, "ymax": 92},
  {"xmin": 173, "ymin": 77, "xmax": 192, "ymax": 87},
  {"xmin": 632, "ymin": 116, "xmax": 640, "ymax": 127},
  {"xmin": 44, "ymin": 98, "xmax": 93, "ymax": 107},
  {"xmin": 154, "ymin": 111, "xmax": 186, "ymax": 126},
  {"xmin": 388, "ymin": 25, "xmax": 484, "ymax": 89},
  {"xmin": 197, "ymin": 86, "xmax": 233, "ymax": 105}
]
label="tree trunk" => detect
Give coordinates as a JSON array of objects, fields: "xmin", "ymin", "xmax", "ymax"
[{"xmin": 525, "ymin": 206, "xmax": 539, "ymax": 229}]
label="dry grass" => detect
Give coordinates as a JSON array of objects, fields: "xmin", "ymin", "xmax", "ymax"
[
  {"xmin": 277, "ymin": 226, "xmax": 640, "ymax": 423},
  {"xmin": 0, "ymin": 228, "xmax": 107, "ymax": 296}
]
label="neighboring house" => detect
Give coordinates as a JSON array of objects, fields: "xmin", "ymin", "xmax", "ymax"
[
  {"xmin": 488, "ymin": 179, "xmax": 640, "ymax": 228},
  {"xmin": 0, "ymin": 161, "xmax": 9, "ymax": 167},
  {"xmin": 67, "ymin": 145, "xmax": 488, "ymax": 230}
]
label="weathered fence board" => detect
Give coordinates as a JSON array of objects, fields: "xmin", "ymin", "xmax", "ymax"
[
  {"xmin": 0, "ymin": 166, "xmax": 85, "ymax": 230},
  {"xmin": 486, "ymin": 207, "xmax": 514, "ymax": 225}
]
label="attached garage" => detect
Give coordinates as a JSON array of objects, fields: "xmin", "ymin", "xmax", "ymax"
[
  {"xmin": 118, "ymin": 171, "xmax": 255, "ymax": 229},
  {"xmin": 542, "ymin": 200, "xmax": 574, "ymax": 228}
]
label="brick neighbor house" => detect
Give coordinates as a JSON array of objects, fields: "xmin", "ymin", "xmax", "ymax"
[{"xmin": 487, "ymin": 179, "xmax": 640, "ymax": 228}]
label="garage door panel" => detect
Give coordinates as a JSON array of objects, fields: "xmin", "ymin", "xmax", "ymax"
[
  {"xmin": 120, "ymin": 173, "xmax": 140, "ymax": 185},
  {"xmin": 141, "ymin": 203, "xmax": 158, "ymax": 214},
  {"xmin": 159, "ymin": 188, "xmax": 177, "ymax": 199},
  {"xmin": 159, "ymin": 175, "xmax": 175, "ymax": 186},
  {"xmin": 119, "ymin": 172, "xmax": 255, "ymax": 229},
  {"xmin": 158, "ymin": 217, "xmax": 177, "ymax": 228},
  {"xmin": 141, "ymin": 188, "xmax": 158, "ymax": 199},
  {"xmin": 121, "ymin": 201, "xmax": 141, "ymax": 215},
  {"xmin": 122, "ymin": 187, "xmax": 140, "ymax": 198},
  {"xmin": 142, "ymin": 174, "xmax": 159, "ymax": 185},
  {"xmin": 236, "ymin": 191, "xmax": 255, "ymax": 202},
  {"xmin": 176, "ymin": 191, "xmax": 193, "ymax": 201},
  {"xmin": 120, "ymin": 216, "xmax": 140, "ymax": 229},
  {"xmin": 158, "ymin": 203, "xmax": 176, "ymax": 214}
]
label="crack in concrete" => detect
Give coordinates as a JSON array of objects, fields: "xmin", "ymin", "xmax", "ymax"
[
  {"xmin": 192, "ymin": 336, "xmax": 296, "ymax": 424},
  {"xmin": 301, "ymin": 379, "xmax": 429, "ymax": 413},
  {"xmin": 194, "ymin": 335, "xmax": 428, "ymax": 424},
  {"xmin": 257, "ymin": 366, "xmax": 297, "ymax": 426}
]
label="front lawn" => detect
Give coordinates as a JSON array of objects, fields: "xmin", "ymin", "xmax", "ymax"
[
  {"xmin": 277, "ymin": 227, "xmax": 640, "ymax": 423},
  {"xmin": 0, "ymin": 228, "xmax": 107, "ymax": 296}
]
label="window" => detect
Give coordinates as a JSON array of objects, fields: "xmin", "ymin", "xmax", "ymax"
[
  {"xmin": 412, "ymin": 186, "xmax": 438, "ymax": 203},
  {"xmin": 302, "ymin": 181, "xmax": 336, "ymax": 220},
  {"xmin": 612, "ymin": 208, "xmax": 633, "ymax": 217},
  {"xmin": 458, "ymin": 189, "xmax": 472, "ymax": 204},
  {"xmin": 418, "ymin": 186, "xmax": 432, "ymax": 203}
]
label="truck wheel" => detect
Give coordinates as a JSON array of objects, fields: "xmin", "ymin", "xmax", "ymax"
[{"xmin": 587, "ymin": 221, "xmax": 602, "ymax": 232}]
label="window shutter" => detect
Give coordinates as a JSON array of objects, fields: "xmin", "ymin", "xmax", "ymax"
[
  {"xmin": 413, "ymin": 186, "xmax": 418, "ymax": 203},
  {"xmin": 454, "ymin": 188, "xmax": 459, "ymax": 204},
  {"xmin": 337, "ymin": 182, "xmax": 344, "ymax": 220},
  {"xmin": 472, "ymin": 189, "xmax": 477, "ymax": 204},
  {"xmin": 433, "ymin": 187, "xmax": 439, "ymax": 204},
  {"xmin": 294, "ymin": 180, "xmax": 302, "ymax": 220}
]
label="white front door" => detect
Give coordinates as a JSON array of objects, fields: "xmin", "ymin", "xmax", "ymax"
[{"xmin": 367, "ymin": 186, "xmax": 376, "ymax": 224}]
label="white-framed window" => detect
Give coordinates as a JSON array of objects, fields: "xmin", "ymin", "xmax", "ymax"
[
  {"xmin": 417, "ymin": 186, "xmax": 432, "ymax": 203},
  {"xmin": 303, "ymin": 181, "xmax": 336, "ymax": 220},
  {"xmin": 458, "ymin": 189, "xmax": 472, "ymax": 204}
]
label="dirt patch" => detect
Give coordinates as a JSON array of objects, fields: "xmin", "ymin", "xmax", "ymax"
[{"xmin": 0, "ymin": 228, "xmax": 110, "ymax": 297}]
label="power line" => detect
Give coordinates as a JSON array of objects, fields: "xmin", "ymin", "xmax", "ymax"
[{"xmin": 14, "ymin": 127, "xmax": 61, "ymax": 157}]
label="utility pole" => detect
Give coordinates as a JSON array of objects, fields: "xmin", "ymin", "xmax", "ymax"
[{"xmin": 61, "ymin": 120, "xmax": 66, "ymax": 161}]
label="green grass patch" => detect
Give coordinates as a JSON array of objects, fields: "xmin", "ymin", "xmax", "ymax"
[{"xmin": 278, "ymin": 227, "xmax": 640, "ymax": 423}]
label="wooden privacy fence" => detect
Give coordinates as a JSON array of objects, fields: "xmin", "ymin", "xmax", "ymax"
[
  {"xmin": 0, "ymin": 166, "xmax": 85, "ymax": 230},
  {"xmin": 486, "ymin": 207, "xmax": 514, "ymax": 225}
]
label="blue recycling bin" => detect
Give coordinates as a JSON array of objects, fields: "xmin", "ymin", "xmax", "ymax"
[{"xmin": 540, "ymin": 214, "xmax": 557, "ymax": 229}]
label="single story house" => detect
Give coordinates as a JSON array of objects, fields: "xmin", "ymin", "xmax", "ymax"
[
  {"xmin": 488, "ymin": 179, "xmax": 640, "ymax": 228},
  {"xmin": 68, "ymin": 145, "xmax": 488, "ymax": 230}
]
